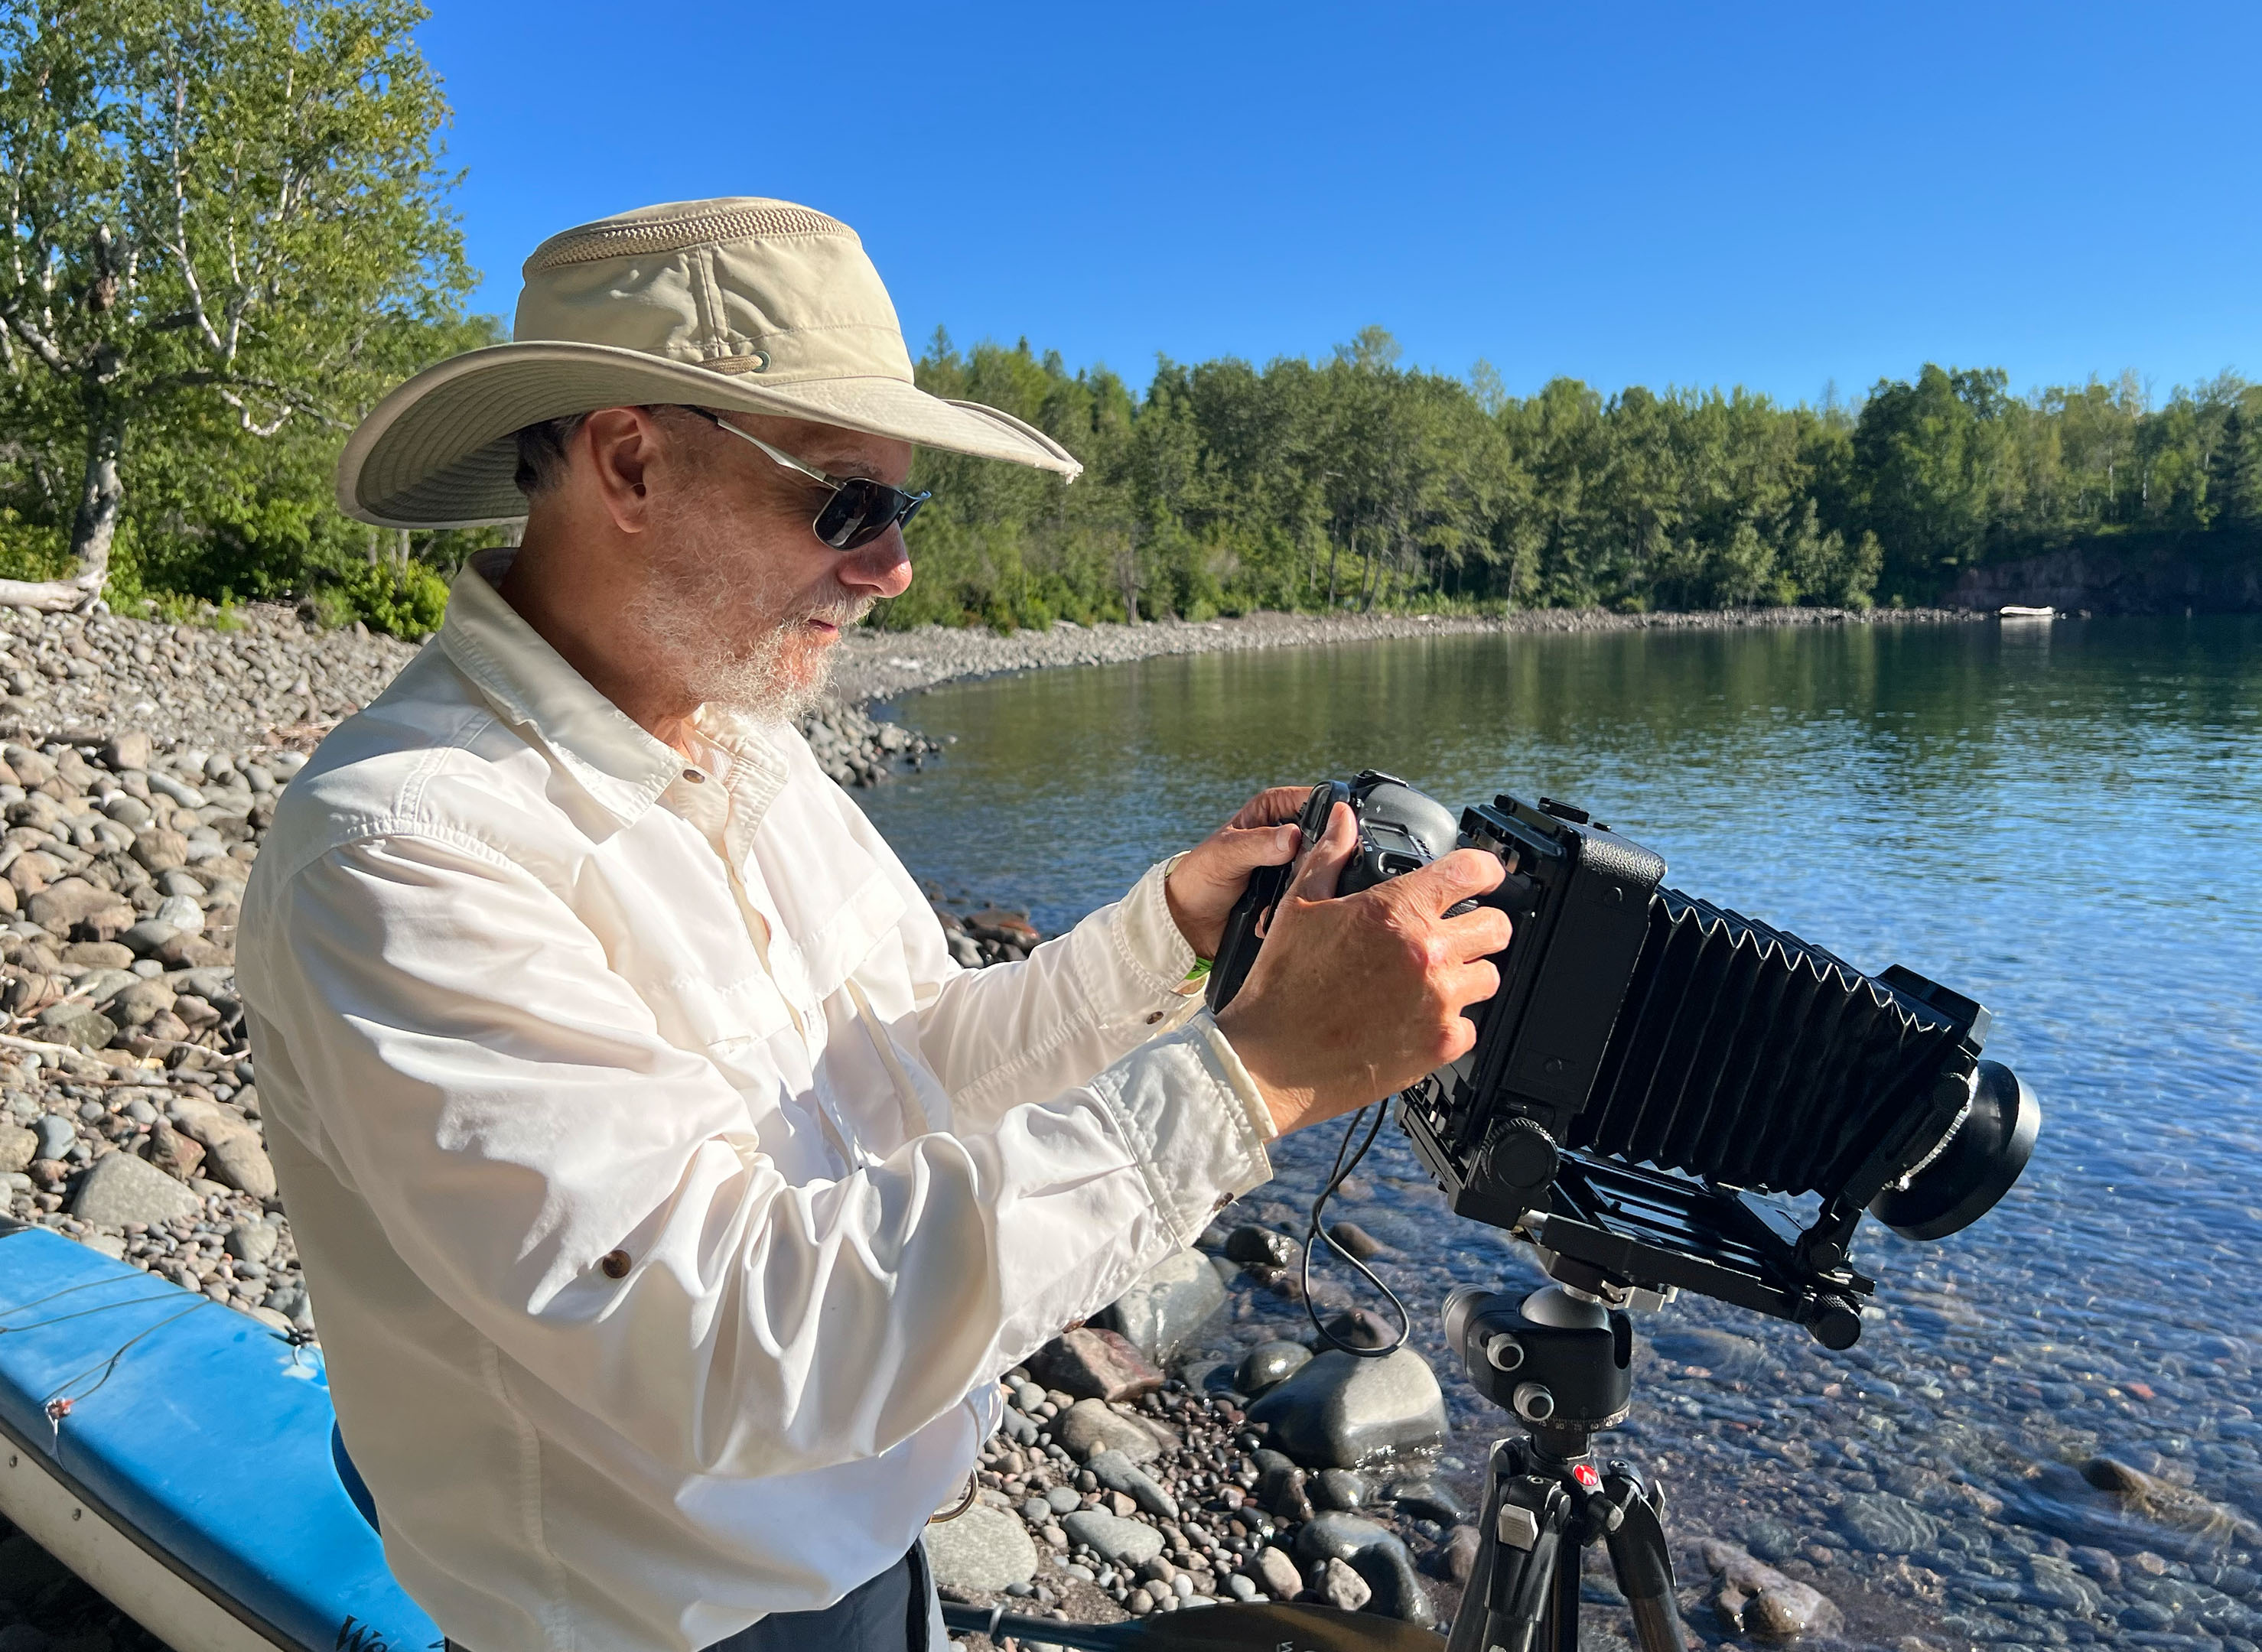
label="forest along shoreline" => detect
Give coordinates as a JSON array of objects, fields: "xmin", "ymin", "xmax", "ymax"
[
  {"xmin": 0, "ymin": 597, "xmax": 1990, "ymax": 1651},
  {"xmin": 827, "ymin": 600, "xmax": 1985, "ymax": 707}
]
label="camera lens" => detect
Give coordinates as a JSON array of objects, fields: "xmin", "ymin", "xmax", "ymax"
[{"xmin": 1868, "ymin": 1061, "xmax": 2040, "ymax": 1241}]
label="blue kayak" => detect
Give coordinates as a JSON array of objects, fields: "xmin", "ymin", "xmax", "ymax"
[{"xmin": 0, "ymin": 1223, "xmax": 440, "ymax": 1652}]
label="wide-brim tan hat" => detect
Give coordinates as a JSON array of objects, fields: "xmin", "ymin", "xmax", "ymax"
[{"xmin": 337, "ymin": 197, "xmax": 1081, "ymax": 528}]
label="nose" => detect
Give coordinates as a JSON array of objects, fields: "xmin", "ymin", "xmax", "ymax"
[{"xmin": 840, "ymin": 525, "xmax": 913, "ymax": 601}]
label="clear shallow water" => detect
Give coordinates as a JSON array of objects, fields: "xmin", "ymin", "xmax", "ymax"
[{"xmin": 864, "ymin": 617, "xmax": 2262, "ymax": 1648}]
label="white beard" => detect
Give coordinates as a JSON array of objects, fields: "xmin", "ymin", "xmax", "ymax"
[{"xmin": 630, "ymin": 499, "xmax": 872, "ymax": 724}]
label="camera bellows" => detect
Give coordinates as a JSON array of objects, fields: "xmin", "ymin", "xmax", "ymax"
[{"xmin": 1580, "ymin": 889, "xmax": 1972, "ymax": 1198}]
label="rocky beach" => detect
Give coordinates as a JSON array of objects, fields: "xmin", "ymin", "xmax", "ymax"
[{"xmin": 0, "ymin": 597, "xmax": 2256, "ymax": 1652}]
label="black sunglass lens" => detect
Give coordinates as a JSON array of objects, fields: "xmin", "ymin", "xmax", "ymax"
[{"xmin": 815, "ymin": 481, "xmax": 910, "ymax": 551}]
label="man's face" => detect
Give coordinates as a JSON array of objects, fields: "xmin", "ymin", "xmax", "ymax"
[{"xmin": 633, "ymin": 407, "xmax": 915, "ymax": 720}]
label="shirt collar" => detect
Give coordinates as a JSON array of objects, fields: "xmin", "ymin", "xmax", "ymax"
[{"xmin": 438, "ymin": 548, "xmax": 790, "ymax": 831}]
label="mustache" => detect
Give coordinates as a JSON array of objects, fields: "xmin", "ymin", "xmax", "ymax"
[{"xmin": 803, "ymin": 592, "xmax": 874, "ymax": 628}]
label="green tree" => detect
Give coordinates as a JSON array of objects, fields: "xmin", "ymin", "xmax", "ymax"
[{"xmin": 0, "ymin": 0, "xmax": 470, "ymax": 609}]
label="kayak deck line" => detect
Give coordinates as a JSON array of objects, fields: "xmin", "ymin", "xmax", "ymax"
[
  {"xmin": 0, "ymin": 1226, "xmax": 441, "ymax": 1652},
  {"xmin": 0, "ymin": 1395, "xmax": 290, "ymax": 1652}
]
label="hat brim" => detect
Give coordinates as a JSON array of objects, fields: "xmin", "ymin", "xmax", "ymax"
[{"xmin": 335, "ymin": 342, "xmax": 1082, "ymax": 529}]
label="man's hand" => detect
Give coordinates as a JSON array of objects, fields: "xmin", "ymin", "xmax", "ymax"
[
  {"xmin": 1164, "ymin": 785, "xmax": 1313, "ymax": 961},
  {"xmin": 1216, "ymin": 803, "xmax": 1512, "ymax": 1137}
]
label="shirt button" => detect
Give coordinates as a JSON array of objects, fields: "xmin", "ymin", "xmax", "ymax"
[
  {"xmin": 682, "ymin": 769, "xmax": 705, "ymax": 784},
  {"xmin": 600, "ymin": 1249, "xmax": 632, "ymax": 1280},
  {"xmin": 1144, "ymin": 1010, "xmax": 1165, "ymax": 1026}
]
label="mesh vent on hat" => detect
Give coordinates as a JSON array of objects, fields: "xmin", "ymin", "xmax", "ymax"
[{"xmin": 524, "ymin": 202, "xmax": 854, "ymax": 274}]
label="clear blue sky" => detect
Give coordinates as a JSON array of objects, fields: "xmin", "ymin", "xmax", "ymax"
[{"xmin": 419, "ymin": 0, "xmax": 2258, "ymax": 409}]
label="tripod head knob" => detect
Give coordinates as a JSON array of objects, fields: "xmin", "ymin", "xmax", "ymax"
[
  {"xmin": 1513, "ymin": 1381, "xmax": 1557, "ymax": 1423},
  {"xmin": 1483, "ymin": 1332, "xmax": 1525, "ymax": 1371}
]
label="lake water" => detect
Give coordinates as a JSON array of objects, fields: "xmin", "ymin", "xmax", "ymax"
[{"xmin": 862, "ymin": 616, "xmax": 2262, "ymax": 1650}]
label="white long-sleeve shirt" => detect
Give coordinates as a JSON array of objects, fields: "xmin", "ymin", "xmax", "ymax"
[{"xmin": 238, "ymin": 551, "xmax": 1275, "ymax": 1652}]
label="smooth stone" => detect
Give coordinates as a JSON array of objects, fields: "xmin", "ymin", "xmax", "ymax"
[
  {"xmin": 1251, "ymin": 1545, "xmax": 1302, "ymax": 1601},
  {"xmin": 1325, "ymin": 1221, "xmax": 1387, "ymax": 1260},
  {"xmin": 154, "ymin": 893, "xmax": 204, "ymax": 935},
  {"xmin": 70, "ymin": 1149, "xmax": 200, "ymax": 1228},
  {"xmin": 106, "ymin": 977, "xmax": 176, "ymax": 1026},
  {"xmin": 60, "ymin": 940, "xmax": 134, "ymax": 971},
  {"xmin": 1027, "ymin": 1327, "xmax": 1164, "ymax": 1403},
  {"xmin": 1091, "ymin": 1247, "xmax": 1226, "ymax": 1366},
  {"xmin": 1057, "ymin": 1397, "xmax": 1160, "ymax": 1465},
  {"xmin": 1019, "ymin": 1498, "xmax": 1052, "ymax": 1525},
  {"xmin": 1386, "ymin": 1476, "xmax": 1466, "ymax": 1525},
  {"xmin": 1293, "ymin": 1511, "xmax": 1434, "ymax": 1625},
  {"xmin": 29, "ymin": 876, "xmax": 135, "ymax": 938},
  {"xmin": 1226, "ymin": 1572, "xmax": 1260, "ymax": 1602},
  {"xmin": 226, "ymin": 1221, "xmax": 279, "ymax": 1264},
  {"xmin": 1317, "ymin": 1309, "xmax": 1397, "ymax": 1350},
  {"xmin": 119, "ymin": 919, "xmax": 182, "ymax": 958},
  {"xmin": 1320, "ymin": 1556, "xmax": 1371, "ymax": 1611},
  {"xmin": 1313, "ymin": 1468, "xmax": 1368, "ymax": 1511},
  {"xmin": 1236, "ymin": 1338, "xmax": 1313, "ymax": 1397},
  {"xmin": 41, "ymin": 1008, "xmax": 117, "ymax": 1052},
  {"xmin": 31, "ymin": 1114, "xmax": 74, "ymax": 1160},
  {"xmin": 1744, "ymin": 1516, "xmax": 1803, "ymax": 1561},
  {"xmin": 1043, "ymin": 1485, "xmax": 1081, "ymax": 1514},
  {"xmin": 1225, "ymin": 1224, "xmax": 1298, "ymax": 1268},
  {"xmin": 923, "ymin": 1504, "xmax": 1037, "ymax": 1593},
  {"xmin": 1832, "ymin": 1490, "xmax": 1943, "ymax": 1555},
  {"xmin": 102, "ymin": 732, "xmax": 153, "ymax": 772},
  {"xmin": 1442, "ymin": 1524, "xmax": 1481, "ymax": 1584},
  {"xmin": 1084, "ymin": 1448, "xmax": 1178, "ymax": 1520},
  {"xmin": 101, "ymin": 792, "xmax": 154, "ymax": 829},
  {"xmin": 1245, "ymin": 1347, "xmax": 1447, "ymax": 1468},
  {"xmin": 1062, "ymin": 1511, "xmax": 1164, "ymax": 1569},
  {"xmin": 1748, "ymin": 1579, "xmax": 1844, "ymax": 1637},
  {"xmin": 0, "ymin": 1126, "xmax": 33, "ymax": 1176},
  {"xmin": 200, "ymin": 1133, "xmax": 276, "ymax": 1198}
]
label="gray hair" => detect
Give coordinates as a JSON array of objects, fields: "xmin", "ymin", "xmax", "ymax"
[{"xmin": 512, "ymin": 413, "xmax": 592, "ymax": 499}]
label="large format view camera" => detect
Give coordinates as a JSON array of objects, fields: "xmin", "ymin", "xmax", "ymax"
[{"xmin": 1207, "ymin": 771, "xmax": 2039, "ymax": 1350}]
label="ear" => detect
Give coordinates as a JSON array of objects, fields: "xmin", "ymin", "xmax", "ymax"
[{"xmin": 578, "ymin": 407, "xmax": 669, "ymax": 535}]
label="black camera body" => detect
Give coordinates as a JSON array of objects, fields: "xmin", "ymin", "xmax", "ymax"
[{"xmin": 1208, "ymin": 772, "xmax": 2039, "ymax": 1348}]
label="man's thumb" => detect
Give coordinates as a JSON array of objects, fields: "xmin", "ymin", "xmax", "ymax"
[{"xmin": 1289, "ymin": 802, "xmax": 1357, "ymax": 901}]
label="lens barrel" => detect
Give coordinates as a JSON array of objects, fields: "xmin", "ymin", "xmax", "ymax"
[{"xmin": 1868, "ymin": 1060, "xmax": 2040, "ymax": 1241}]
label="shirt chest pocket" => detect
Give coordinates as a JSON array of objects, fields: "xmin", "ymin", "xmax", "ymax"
[{"xmin": 649, "ymin": 972, "xmax": 796, "ymax": 1059}]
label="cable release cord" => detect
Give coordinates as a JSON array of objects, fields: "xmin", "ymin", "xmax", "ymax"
[{"xmin": 1302, "ymin": 1101, "xmax": 1411, "ymax": 1358}]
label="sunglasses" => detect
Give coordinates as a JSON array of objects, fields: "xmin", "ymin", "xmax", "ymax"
[{"xmin": 684, "ymin": 408, "xmax": 930, "ymax": 551}]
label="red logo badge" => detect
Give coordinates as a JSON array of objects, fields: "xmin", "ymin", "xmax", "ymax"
[{"xmin": 1573, "ymin": 1464, "xmax": 1602, "ymax": 1491}]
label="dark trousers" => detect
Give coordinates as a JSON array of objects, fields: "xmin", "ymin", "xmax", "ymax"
[{"xmin": 444, "ymin": 1543, "xmax": 935, "ymax": 1652}]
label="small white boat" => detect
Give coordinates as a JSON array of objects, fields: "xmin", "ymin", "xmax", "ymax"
[{"xmin": 1997, "ymin": 605, "xmax": 2055, "ymax": 620}]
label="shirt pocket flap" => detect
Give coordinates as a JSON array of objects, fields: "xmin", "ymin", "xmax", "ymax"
[
  {"xmin": 796, "ymin": 870, "xmax": 906, "ymax": 1002},
  {"xmin": 659, "ymin": 971, "xmax": 796, "ymax": 1050}
]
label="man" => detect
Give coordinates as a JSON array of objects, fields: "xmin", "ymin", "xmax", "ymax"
[{"xmin": 240, "ymin": 197, "xmax": 1507, "ymax": 1652}]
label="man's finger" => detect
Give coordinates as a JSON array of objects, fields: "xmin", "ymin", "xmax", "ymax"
[
  {"xmin": 1227, "ymin": 785, "xmax": 1316, "ymax": 832},
  {"xmin": 1196, "ymin": 821, "xmax": 1302, "ymax": 882},
  {"xmin": 1393, "ymin": 847, "xmax": 1507, "ymax": 915},
  {"xmin": 1287, "ymin": 802, "xmax": 1357, "ymax": 902},
  {"xmin": 1438, "ymin": 904, "xmax": 1515, "ymax": 962}
]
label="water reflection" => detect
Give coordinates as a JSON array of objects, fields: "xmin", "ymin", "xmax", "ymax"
[{"xmin": 861, "ymin": 616, "xmax": 2262, "ymax": 1647}]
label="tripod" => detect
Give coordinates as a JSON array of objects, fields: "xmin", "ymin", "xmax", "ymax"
[{"xmin": 1443, "ymin": 1281, "xmax": 1686, "ymax": 1652}]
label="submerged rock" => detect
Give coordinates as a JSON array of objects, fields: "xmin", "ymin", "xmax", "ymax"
[
  {"xmin": 1246, "ymin": 1346, "xmax": 1447, "ymax": 1468},
  {"xmin": 1091, "ymin": 1247, "xmax": 1226, "ymax": 1366}
]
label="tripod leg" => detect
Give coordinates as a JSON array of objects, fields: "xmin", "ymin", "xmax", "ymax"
[
  {"xmin": 1602, "ymin": 1463, "xmax": 1686, "ymax": 1652},
  {"xmin": 1543, "ymin": 1540, "xmax": 1580, "ymax": 1652},
  {"xmin": 1449, "ymin": 1444, "xmax": 1567, "ymax": 1652}
]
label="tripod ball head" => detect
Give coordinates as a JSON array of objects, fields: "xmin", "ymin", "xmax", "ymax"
[{"xmin": 1445, "ymin": 1284, "xmax": 1635, "ymax": 1432}]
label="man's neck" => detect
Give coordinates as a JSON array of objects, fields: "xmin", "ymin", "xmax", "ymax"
[{"xmin": 493, "ymin": 532, "xmax": 703, "ymax": 757}]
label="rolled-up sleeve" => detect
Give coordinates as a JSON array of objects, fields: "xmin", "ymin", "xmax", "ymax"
[{"xmin": 250, "ymin": 831, "xmax": 1271, "ymax": 1488}]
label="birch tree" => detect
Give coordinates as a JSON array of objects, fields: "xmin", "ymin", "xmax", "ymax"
[{"xmin": 0, "ymin": 0, "xmax": 467, "ymax": 608}]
